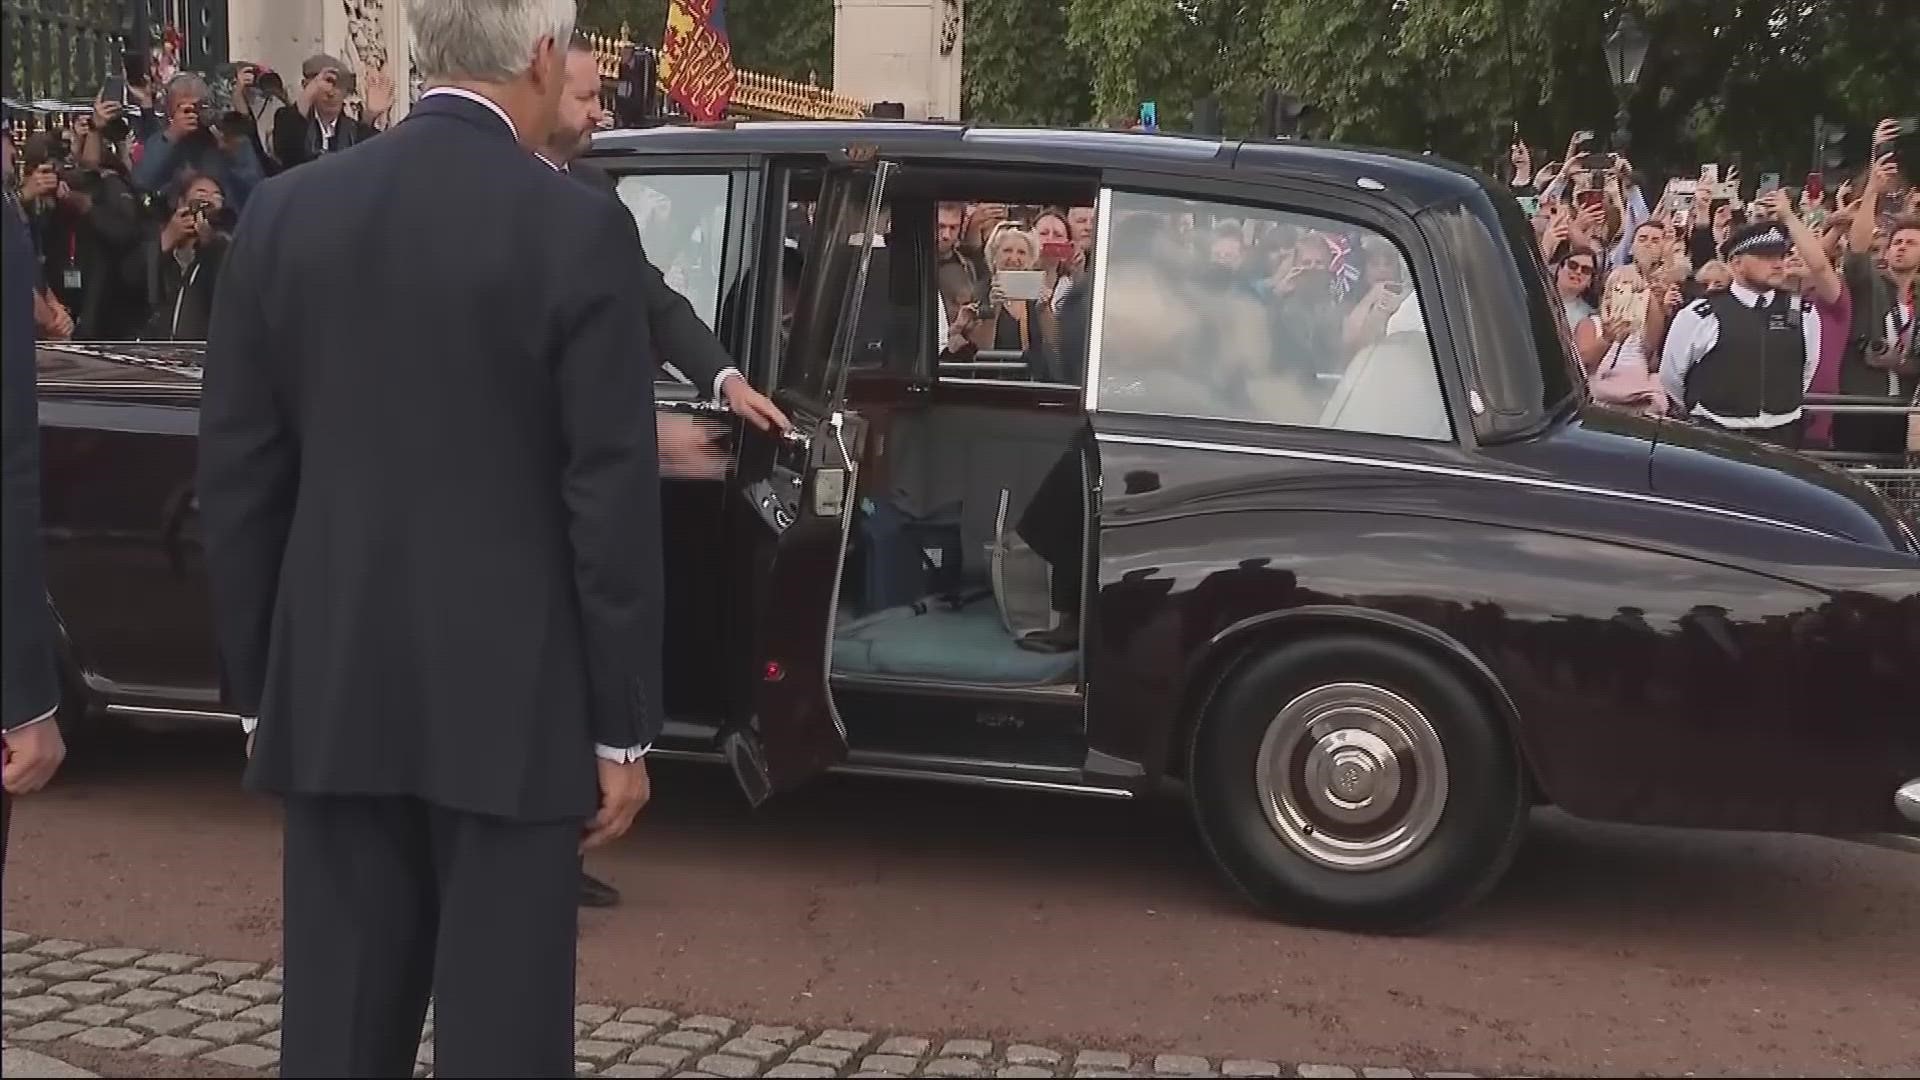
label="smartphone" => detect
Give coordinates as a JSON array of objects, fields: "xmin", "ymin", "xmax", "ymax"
[
  {"xmin": 1574, "ymin": 189, "xmax": 1605, "ymax": 212},
  {"xmin": 1040, "ymin": 240, "xmax": 1074, "ymax": 264},
  {"xmin": 1700, "ymin": 163, "xmax": 1719, "ymax": 185},
  {"xmin": 995, "ymin": 269, "xmax": 1046, "ymax": 303},
  {"xmin": 100, "ymin": 74, "xmax": 127, "ymax": 105},
  {"xmin": 1804, "ymin": 171, "xmax": 1824, "ymax": 203},
  {"xmin": 1139, "ymin": 100, "xmax": 1158, "ymax": 133},
  {"xmin": 1516, "ymin": 195, "xmax": 1540, "ymax": 216},
  {"xmin": 1757, "ymin": 173, "xmax": 1780, "ymax": 197}
]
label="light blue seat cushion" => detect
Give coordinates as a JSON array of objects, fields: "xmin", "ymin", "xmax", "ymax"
[{"xmin": 832, "ymin": 597, "xmax": 1078, "ymax": 686}]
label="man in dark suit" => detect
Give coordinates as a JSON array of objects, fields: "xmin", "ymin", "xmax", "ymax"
[
  {"xmin": 544, "ymin": 35, "xmax": 788, "ymax": 435},
  {"xmin": 3, "ymin": 123, "xmax": 68, "ymax": 855},
  {"xmin": 536, "ymin": 36, "xmax": 746, "ymax": 909},
  {"xmin": 197, "ymin": 1, "xmax": 660, "ymax": 1074}
]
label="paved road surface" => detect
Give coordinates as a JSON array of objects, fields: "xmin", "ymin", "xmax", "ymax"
[{"xmin": 4, "ymin": 727, "xmax": 1917, "ymax": 1077}]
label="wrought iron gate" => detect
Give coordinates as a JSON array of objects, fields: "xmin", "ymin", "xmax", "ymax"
[{"xmin": 2, "ymin": 0, "xmax": 225, "ymax": 105}]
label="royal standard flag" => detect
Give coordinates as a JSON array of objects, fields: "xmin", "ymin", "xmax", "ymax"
[{"xmin": 659, "ymin": 0, "xmax": 737, "ymax": 123}]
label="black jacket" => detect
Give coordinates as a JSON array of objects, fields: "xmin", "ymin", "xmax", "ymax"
[
  {"xmin": 123, "ymin": 229, "xmax": 229, "ymax": 341},
  {"xmin": 569, "ymin": 159, "xmax": 734, "ymax": 393},
  {"xmin": 2, "ymin": 204, "xmax": 60, "ymax": 731},
  {"xmin": 197, "ymin": 93, "xmax": 665, "ymax": 821},
  {"xmin": 270, "ymin": 105, "xmax": 380, "ymax": 171}
]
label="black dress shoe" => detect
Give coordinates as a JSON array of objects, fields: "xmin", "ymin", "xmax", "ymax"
[{"xmin": 579, "ymin": 871, "xmax": 621, "ymax": 908}]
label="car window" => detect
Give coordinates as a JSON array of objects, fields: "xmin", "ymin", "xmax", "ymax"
[
  {"xmin": 1092, "ymin": 190, "xmax": 1453, "ymax": 442},
  {"xmin": 615, "ymin": 172, "xmax": 732, "ymax": 380}
]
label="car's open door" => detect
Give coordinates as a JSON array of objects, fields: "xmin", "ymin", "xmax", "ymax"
[{"xmin": 722, "ymin": 157, "xmax": 896, "ymax": 806}]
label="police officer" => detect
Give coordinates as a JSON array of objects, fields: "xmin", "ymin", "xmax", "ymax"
[{"xmin": 1660, "ymin": 219, "xmax": 1822, "ymax": 449}]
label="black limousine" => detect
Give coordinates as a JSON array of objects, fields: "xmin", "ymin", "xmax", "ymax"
[{"xmin": 34, "ymin": 122, "xmax": 1920, "ymax": 931}]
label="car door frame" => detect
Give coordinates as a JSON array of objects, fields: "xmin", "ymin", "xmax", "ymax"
[{"xmin": 721, "ymin": 155, "xmax": 899, "ymax": 805}]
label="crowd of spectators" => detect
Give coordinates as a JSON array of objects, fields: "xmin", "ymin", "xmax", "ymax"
[
  {"xmin": 2, "ymin": 53, "xmax": 395, "ymax": 343},
  {"xmin": 1508, "ymin": 122, "xmax": 1918, "ymax": 458}
]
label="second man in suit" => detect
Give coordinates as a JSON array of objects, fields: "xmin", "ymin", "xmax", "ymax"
[
  {"xmin": 538, "ymin": 32, "xmax": 783, "ymax": 908},
  {"xmin": 544, "ymin": 35, "xmax": 788, "ymax": 437}
]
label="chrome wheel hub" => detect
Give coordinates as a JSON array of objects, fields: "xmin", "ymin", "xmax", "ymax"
[{"xmin": 1255, "ymin": 682, "xmax": 1449, "ymax": 871}]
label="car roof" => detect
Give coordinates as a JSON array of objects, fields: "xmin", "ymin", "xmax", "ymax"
[{"xmin": 588, "ymin": 121, "xmax": 1489, "ymax": 213}]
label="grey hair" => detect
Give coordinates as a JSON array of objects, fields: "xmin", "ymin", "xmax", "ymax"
[
  {"xmin": 409, "ymin": 0, "xmax": 577, "ymax": 84},
  {"xmin": 164, "ymin": 72, "xmax": 210, "ymax": 103}
]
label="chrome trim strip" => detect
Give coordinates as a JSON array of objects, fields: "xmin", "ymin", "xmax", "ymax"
[
  {"xmin": 1094, "ymin": 432, "xmax": 1838, "ymax": 538},
  {"xmin": 104, "ymin": 703, "xmax": 243, "ymax": 724},
  {"xmin": 830, "ymin": 672, "xmax": 1080, "ymax": 700},
  {"xmin": 828, "ymin": 764, "xmax": 1132, "ymax": 798},
  {"xmin": 1081, "ymin": 187, "xmax": 1114, "ymax": 414},
  {"xmin": 647, "ymin": 746, "xmax": 1133, "ymax": 798}
]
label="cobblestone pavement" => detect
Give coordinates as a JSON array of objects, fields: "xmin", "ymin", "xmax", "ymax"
[{"xmin": 3, "ymin": 930, "xmax": 1502, "ymax": 1079}]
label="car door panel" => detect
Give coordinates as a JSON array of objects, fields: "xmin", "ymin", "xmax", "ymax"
[{"xmin": 722, "ymin": 159, "xmax": 896, "ymax": 804}]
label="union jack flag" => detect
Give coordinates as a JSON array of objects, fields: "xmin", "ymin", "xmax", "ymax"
[{"xmin": 1324, "ymin": 231, "xmax": 1362, "ymax": 300}]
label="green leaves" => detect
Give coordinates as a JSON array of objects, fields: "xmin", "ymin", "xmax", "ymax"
[{"xmin": 573, "ymin": 0, "xmax": 1918, "ymax": 180}]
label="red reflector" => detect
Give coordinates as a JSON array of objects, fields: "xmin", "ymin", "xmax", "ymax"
[{"xmin": 763, "ymin": 662, "xmax": 785, "ymax": 682}]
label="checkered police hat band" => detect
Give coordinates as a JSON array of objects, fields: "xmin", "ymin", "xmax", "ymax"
[{"xmin": 1726, "ymin": 227, "xmax": 1789, "ymax": 258}]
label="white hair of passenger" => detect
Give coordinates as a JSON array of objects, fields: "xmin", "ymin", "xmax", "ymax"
[{"xmin": 409, "ymin": 0, "xmax": 577, "ymax": 84}]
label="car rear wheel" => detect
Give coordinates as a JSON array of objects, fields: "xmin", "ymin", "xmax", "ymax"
[{"xmin": 1190, "ymin": 634, "xmax": 1527, "ymax": 932}]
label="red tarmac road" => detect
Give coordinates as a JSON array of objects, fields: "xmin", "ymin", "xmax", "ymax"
[{"xmin": 5, "ymin": 728, "xmax": 1917, "ymax": 1077}]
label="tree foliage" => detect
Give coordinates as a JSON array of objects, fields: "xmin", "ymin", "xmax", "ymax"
[
  {"xmin": 577, "ymin": 0, "xmax": 1919, "ymax": 181},
  {"xmin": 962, "ymin": 0, "xmax": 1089, "ymax": 126}
]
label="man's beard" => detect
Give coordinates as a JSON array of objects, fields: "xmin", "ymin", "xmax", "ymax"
[{"xmin": 547, "ymin": 125, "xmax": 592, "ymax": 164}]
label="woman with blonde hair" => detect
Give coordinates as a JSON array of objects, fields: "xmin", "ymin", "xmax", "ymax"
[{"xmin": 983, "ymin": 225, "xmax": 1060, "ymax": 375}]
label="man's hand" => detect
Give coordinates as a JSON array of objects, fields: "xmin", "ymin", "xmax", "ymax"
[
  {"xmin": 33, "ymin": 289, "xmax": 73, "ymax": 340},
  {"xmin": 658, "ymin": 414, "xmax": 730, "ymax": 480},
  {"xmin": 3, "ymin": 721, "xmax": 68, "ymax": 795},
  {"xmin": 1874, "ymin": 117, "xmax": 1904, "ymax": 152},
  {"xmin": 300, "ymin": 69, "xmax": 335, "ymax": 113},
  {"xmin": 160, "ymin": 204, "xmax": 199, "ymax": 252},
  {"xmin": 363, "ymin": 70, "xmax": 395, "ymax": 122},
  {"xmin": 1866, "ymin": 152, "xmax": 1900, "ymax": 194},
  {"xmin": 1757, "ymin": 187, "xmax": 1794, "ymax": 221},
  {"xmin": 19, "ymin": 163, "xmax": 58, "ymax": 203},
  {"xmin": 581, "ymin": 757, "xmax": 651, "ymax": 851},
  {"xmin": 719, "ymin": 372, "xmax": 790, "ymax": 433}
]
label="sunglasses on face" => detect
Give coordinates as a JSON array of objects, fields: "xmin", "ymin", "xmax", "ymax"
[{"xmin": 1563, "ymin": 261, "xmax": 1596, "ymax": 275}]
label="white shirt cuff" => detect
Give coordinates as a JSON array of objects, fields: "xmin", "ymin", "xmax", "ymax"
[{"xmin": 712, "ymin": 367, "xmax": 741, "ymax": 402}]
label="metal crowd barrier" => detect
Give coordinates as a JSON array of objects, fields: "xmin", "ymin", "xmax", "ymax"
[{"xmin": 1801, "ymin": 394, "xmax": 1920, "ymax": 525}]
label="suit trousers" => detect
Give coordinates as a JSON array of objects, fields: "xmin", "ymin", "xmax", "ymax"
[
  {"xmin": 279, "ymin": 794, "xmax": 581, "ymax": 1078},
  {"xmin": 1017, "ymin": 429, "xmax": 1091, "ymax": 615}
]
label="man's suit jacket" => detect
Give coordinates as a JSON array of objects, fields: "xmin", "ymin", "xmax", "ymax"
[
  {"xmin": 569, "ymin": 158, "xmax": 733, "ymax": 393},
  {"xmin": 1, "ymin": 204, "xmax": 60, "ymax": 733},
  {"xmin": 197, "ymin": 93, "xmax": 665, "ymax": 822}
]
